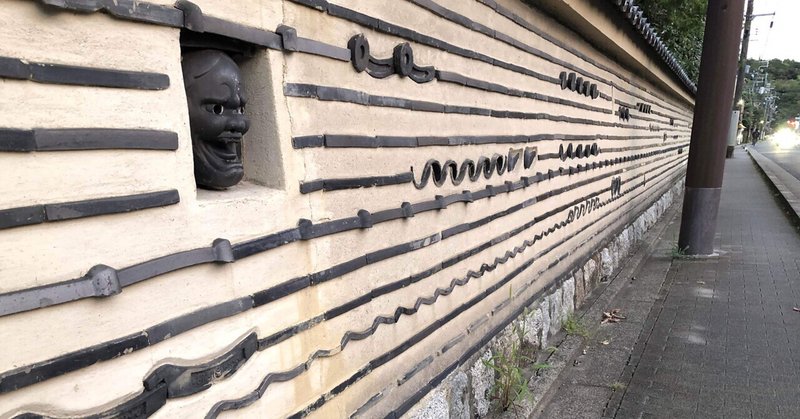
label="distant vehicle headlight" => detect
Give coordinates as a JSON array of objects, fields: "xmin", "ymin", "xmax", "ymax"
[{"xmin": 773, "ymin": 128, "xmax": 800, "ymax": 149}]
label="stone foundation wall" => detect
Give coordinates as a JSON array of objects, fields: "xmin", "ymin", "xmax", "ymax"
[{"xmin": 406, "ymin": 179, "xmax": 683, "ymax": 418}]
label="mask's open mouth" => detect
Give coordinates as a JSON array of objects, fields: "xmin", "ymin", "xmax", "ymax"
[{"xmin": 209, "ymin": 133, "xmax": 242, "ymax": 164}]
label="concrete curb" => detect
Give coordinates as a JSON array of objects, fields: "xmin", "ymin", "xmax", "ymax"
[{"xmin": 747, "ymin": 146, "xmax": 800, "ymax": 220}]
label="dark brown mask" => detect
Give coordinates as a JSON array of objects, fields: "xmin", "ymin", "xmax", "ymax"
[{"xmin": 182, "ymin": 50, "xmax": 250, "ymax": 189}]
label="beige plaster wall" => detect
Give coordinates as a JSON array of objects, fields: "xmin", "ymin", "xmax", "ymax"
[{"xmin": 0, "ymin": 0, "xmax": 693, "ymax": 418}]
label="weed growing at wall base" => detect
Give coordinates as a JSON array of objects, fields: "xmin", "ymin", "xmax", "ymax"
[
  {"xmin": 670, "ymin": 242, "xmax": 689, "ymax": 259},
  {"xmin": 482, "ymin": 307, "xmax": 535, "ymax": 412},
  {"xmin": 562, "ymin": 313, "xmax": 590, "ymax": 339}
]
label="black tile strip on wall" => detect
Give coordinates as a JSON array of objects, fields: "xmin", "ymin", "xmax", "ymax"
[
  {"xmin": 264, "ymin": 161, "xmax": 687, "ymax": 419},
  {"xmin": 0, "ymin": 141, "xmax": 655, "ymax": 318},
  {"xmin": 36, "ymin": 0, "xmax": 691, "ymax": 120},
  {"xmin": 287, "ymin": 0, "xmax": 580, "ymax": 89},
  {"xmin": 0, "ymin": 56, "xmax": 169, "ymax": 90},
  {"xmin": 299, "ymin": 173, "xmax": 414, "ymax": 193},
  {"xmin": 176, "ymin": 1, "xmax": 351, "ymax": 62},
  {"xmin": 298, "ymin": 140, "xmax": 687, "ymax": 194},
  {"xmin": 474, "ymin": 0, "xmax": 694, "ymax": 118},
  {"xmin": 7, "ymin": 158, "xmax": 686, "ymax": 419},
  {"xmin": 0, "ymin": 190, "xmax": 179, "ymax": 230},
  {"xmin": 0, "ymin": 128, "xmax": 179, "ymax": 152},
  {"xmin": 284, "ymin": 83, "xmax": 661, "ymax": 131},
  {"xmin": 35, "ymin": 0, "xmax": 349, "ymax": 63},
  {"xmin": 403, "ymin": 0, "xmax": 616, "ymax": 90},
  {"xmin": 384, "ymin": 164, "xmax": 686, "ymax": 418},
  {"xmin": 253, "ymin": 146, "xmax": 686, "ymax": 306},
  {"xmin": 324, "ymin": 0, "xmax": 690, "ymax": 119},
  {"xmin": 434, "ymin": 70, "xmax": 614, "ymax": 113},
  {"xmin": 209, "ymin": 155, "xmax": 686, "ymax": 418},
  {"xmin": 0, "ymin": 238, "xmax": 233, "ymax": 317},
  {"xmin": 37, "ymin": 0, "xmax": 185, "ymax": 27},
  {"xmin": 292, "ymin": 133, "xmax": 673, "ymax": 149},
  {"xmin": 0, "ymin": 148, "xmax": 683, "ymax": 394},
  {"xmin": 302, "ymin": 160, "xmax": 688, "ymax": 419}
]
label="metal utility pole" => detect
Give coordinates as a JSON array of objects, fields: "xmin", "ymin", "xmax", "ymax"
[
  {"xmin": 733, "ymin": 0, "xmax": 755, "ymax": 111},
  {"xmin": 727, "ymin": 0, "xmax": 755, "ymax": 158},
  {"xmin": 679, "ymin": 0, "xmax": 746, "ymax": 255}
]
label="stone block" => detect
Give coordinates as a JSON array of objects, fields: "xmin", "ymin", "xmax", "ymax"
[
  {"xmin": 409, "ymin": 387, "xmax": 449, "ymax": 419},
  {"xmin": 470, "ymin": 350, "xmax": 494, "ymax": 417},
  {"xmin": 600, "ymin": 247, "xmax": 614, "ymax": 278},
  {"xmin": 448, "ymin": 370, "xmax": 470, "ymax": 419},
  {"xmin": 583, "ymin": 258, "xmax": 598, "ymax": 287},
  {"xmin": 532, "ymin": 300, "xmax": 551, "ymax": 349},
  {"xmin": 562, "ymin": 276, "xmax": 575, "ymax": 316},
  {"xmin": 573, "ymin": 269, "xmax": 586, "ymax": 306}
]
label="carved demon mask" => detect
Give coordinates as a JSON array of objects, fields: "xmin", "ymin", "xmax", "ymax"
[{"xmin": 182, "ymin": 50, "xmax": 250, "ymax": 190}]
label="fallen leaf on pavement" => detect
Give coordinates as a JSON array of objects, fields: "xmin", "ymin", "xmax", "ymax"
[
  {"xmin": 602, "ymin": 309, "xmax": 626, "ymax": 324},
  {"xmin": 600, "ymin": 340, "xmax": 610, "ymax": 345}
]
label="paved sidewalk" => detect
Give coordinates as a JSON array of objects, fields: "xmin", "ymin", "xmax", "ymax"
[
  {"xmin": 532, "ymin": 153, "xmax": 800, "ymax": 419},
  {"xmin": 610, "ymin": 154, "xmax": 800, "ymax": 418}
]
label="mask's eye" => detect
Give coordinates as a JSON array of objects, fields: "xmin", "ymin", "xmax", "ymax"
[{"xmin": 212, "ymin": 104, "xmax": 224, "ymax": 115}]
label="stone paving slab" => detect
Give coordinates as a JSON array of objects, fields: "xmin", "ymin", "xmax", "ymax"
[
  {"xmin": 610, "ymin": 154, "xmax": 800, "ymax": 418},
  {"xmin": 532, "ymin": 153, "xmax": 800, "ymax": 419}
]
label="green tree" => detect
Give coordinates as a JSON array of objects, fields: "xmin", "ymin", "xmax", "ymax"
[
  {"xmin": 741, "ymin": 58, "xmax": 800, "ymax": 136},
  {"xmin": 637, "ymin": 0, "xmax": 709, "ymax": 83}
]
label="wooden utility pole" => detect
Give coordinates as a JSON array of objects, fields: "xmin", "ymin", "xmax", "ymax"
[
  {"xmin": 679, "ymin": 0, "xmax": 746, "ymax": 255},
  {"xmin": 727, "ymin": 0, "xmax": 755, "ymax": 158}
]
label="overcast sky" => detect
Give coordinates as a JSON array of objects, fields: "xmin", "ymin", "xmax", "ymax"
[{"xmin": 746, "ymin": 0, "xmax": 800, "ymax": 62}]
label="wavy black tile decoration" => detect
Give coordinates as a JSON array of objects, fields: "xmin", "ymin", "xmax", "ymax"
[
  {"xmin": 292, "ymin": 133, "xmax": 672, "ymax": 150},
  {"xmin": 336, "ymin": 162, "xmax": 689, "ymax": 419},
  {"xmin": 619, "ymin": 106, "xmax": 631, "ymax": 122},
  {"xmin": 8, "ymin": 156, "xmax": 687, "ymax": 419},
  {"xmin": 0, "ymin": 145, "xmax": 686, "ymax": 395},
  {"xmin": 474, "ymin": 0, "xmax": 695, "ymax": 116},
  {"xmin": 558, "ymin": 143, "xmax": 599, "ymax": 161},
  {"xmin": 259, "ymin": 147, "xmax": 685, "ymax": 352},
  {"xmin": 385, "ymin": 169, "xmax": 686, "ymax": 419},
  {"xmin": 144, "ymin": 333, "xmax": 258, "ymax": 398},
  {"xmin": 0, "ymin": 128, "xmax": 178, "ymax": 152},
  {"xmin": 0, "ymin": 56, "xmax": 169, "ymax": 90},
  {"xmin": 348, "ymin": 34, "xmax": 435, "ymax": 83},
  {"xmin": 0, "ymin": 189, "xmax": 179, "ymax": 231},
  {"xmin": 412, "ymin": 147, "xmax": 537, "ymax": 189},
  {"xmin": 559, "ymin": 71, "xmax": 599, "ymax": 99},
  {"xmin": 284, "ymin": 83, "xmax": 668, "ymax": 131},
  {"xmin": 350, "ymin": 169, "xmax": 687, "ymax": 419},
  {"xmin": 12, "ymin": 335, "xmax": 258, "ymax": 419},
  {"xmin": 259, "ymin": 159, "xmax": 688, "ymax": 419},
  {"xmin": 611, "ymin": 176, "xmax": 623, "ymax": 198}
]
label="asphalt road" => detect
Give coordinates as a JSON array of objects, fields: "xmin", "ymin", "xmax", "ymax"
[{"xmin": 754, "ymin": 141, "xmax": 800, "ymax": 181}]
